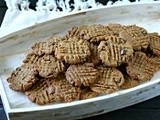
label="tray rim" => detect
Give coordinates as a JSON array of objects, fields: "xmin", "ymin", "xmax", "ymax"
[
  {"xmin": 2, "ymin": 76, "xmax": 160, "ymax": 113},
  {"xmin": 0, "ymin": 2, "xmax": 160, "ymax": 114}
]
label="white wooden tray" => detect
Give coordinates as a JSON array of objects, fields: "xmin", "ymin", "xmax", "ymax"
[{"xmin": 0, "ymin": 2, "xmax": 160, "ymax": 120}]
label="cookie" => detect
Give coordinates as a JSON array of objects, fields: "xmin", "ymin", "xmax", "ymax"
[
  {"xmin": 119, "ymin": 25, "xmax": 148, "ymax": 42},
  {"xmin": 87, "ymin": 43, "xmax": 100, "ymax": 65},
  {"xmin": 126, "ymin": 52, "xmax": 155, "ymax": 81},
  {"xmin": 107, "ymin": 23, "xmax": 125, "ymax": 35},
  {"xmin": 65, "ymin": 63, "xmax": 98, "ymax": 86},
  {"xmin": 7, "ymin": 64, "xmax": 38, "ymax": 91},
  {"xmin": 121, "ymin": 75, "xmax": 140, "ymax": 89},
  {"xmin": 55, "ymin": 37, "xmax": 91, "ymax": 64},
  {"xmin": 98, "ymin": 41, "xmax": 133, "ymax": 67},
  {"xmin": 119, "ymin": 30, "xmax": 149, "ymax": 50},
  {"xmin": 131, "ymin": 36, "xmax": 149, "ymax": 50},
  {"xmin": 80, "ymin": 88, "xmax": 99, "ymax": 100},
  {"xmin": 25, "ymin": 77, "xmax": 80, "ymax": 105},
  {"xmin": 125, "ymin": 25, "xmax": 147, "ymax": 35},
  {"xmin": 67, "ymin": 25, "xmax": 87, "ymax": 38},
  {"xmin": 67, "ymin": 24, "xmax": 113, "ymax": 43},
  {"xmin": 36, "ymin": 55, "xmax": 65, "ymax": 78},
  {"xmin": 146, "ymin": 53, "xmax": 160, "ymax": 72},
  {"xmin": 90, "ymin": 67, "xmax": 124, "ymax": 94},
  {"xmin": 151, "ymin": 57, "xmax": 160, "ymax": 71},
  {"xmin": 31, "ymin": 36, "xmax": 63, "ymax": 56},
  {"xmin": 148, "ymin": 33, "xmax": 160, "ymax": 56},
  {"xmin": 104, "ymin": 35, "xmax": 126, "ymax": 44},
  {"xmin": 23, "ymin": 52, "xmax": 39, "ymax": 64}
]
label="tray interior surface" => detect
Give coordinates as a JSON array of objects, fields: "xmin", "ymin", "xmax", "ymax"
[{"xmin": 0, "ymin": 3, "xmax": 160, "ymax": 112}]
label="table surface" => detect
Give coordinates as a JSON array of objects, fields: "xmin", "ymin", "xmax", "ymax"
[{"xmin": 1, "ymin": 0, "xmax": 160, "ymax": 120}]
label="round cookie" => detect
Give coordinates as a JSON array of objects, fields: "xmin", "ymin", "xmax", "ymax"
[
  {"xmin": 23, "ymin": 52, "xmax": 39, "ymax": 64},
  {"xmin": 90, "ymin": 67, "xmax": 124, "ymax": 94},
  {"xmin": 65, "ymin": 63, "xmax": 98, "ymax": 86},
  {"xmin": 146, "ymin": 53, "xmax": 160, "ymax": 72},
  {"xmin": 126, "ymin": 52, "xmax": 155, "ymax": 81},
  {"xmin": 31, "ymin": 36, "xmax": 63, "ymax": 56},
  {"xmin": 25, "ymin": 77, "xmax": 80, "ymax": 105},
  {"xmin": 55, "ymin": 37, "xmax": 91, "ymax": 64},
  {"xmin": 36, "ymin": 55, "xmax": 65, "ymax": 78},
  {"xmin": 7, "ymin": 64, "xmax": 38, "ymax": 91},
  {"xmin": 107, "ymin": 23, "xmax": 126, "ymax": 35},
  {"xmin": 125, "ymin": 25, "xmax": 148, "ymax": 35},
  {"xmin": 98, "ymin": 40, "xmax": 133, "ymax": 67},
  {"xmin": 148, "ymin": 33, "xmax": 160, "ymax": 56},
  {"xmin": 119, "ymin": 30, "xmax": 149, "ymax": 50}
]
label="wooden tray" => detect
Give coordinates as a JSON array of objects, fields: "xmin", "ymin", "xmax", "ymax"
[{"xmin": 0, "ymin": 2, "xmax": 160, "ymax": 120}]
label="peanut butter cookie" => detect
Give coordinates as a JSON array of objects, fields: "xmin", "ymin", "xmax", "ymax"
[
  {"xmin": 25, "ymin": 77, "xmax": 80, "ymax": 105},
  {"xmin": 66, "ymin": 63, "xmax": 98, "ymax": 86},
  {"xmin": 7, "ymin": 64, "xmax": 38, "ymax": 91}
]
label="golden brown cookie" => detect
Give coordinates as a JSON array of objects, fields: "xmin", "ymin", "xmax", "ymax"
[
  {"xmin": 131, "ymin": 36, "xmax": 149, "ymax": 50},
  {"xmin": 119, "ymin": 30, "xmax": 149, "ymax": 50},
  {"xmin": 120, "ymin": 75, "xmax": 140, "ymax": 89},
  {"xmin": 31, "ymin": 36, "xmax": 63, "ymax": 56},
  {"xmin": 87, "ymin": 43, "xmax": 100, "ymax": 65},
  {"xmin": 146, "ymin": 53, "xmax": 160, "ymax": 72},
  {"xmin": 55, "ymin": 37, "xmax": 91, "ymax": 64},
  {"xmin": 80, "ymin": 88, "xmax": 99, "ymax": 100},
  {"xmin": 126, "ymin": 52, "xmax": 155, "ymax": 81},
  {"xmin": 151, "ymin": 57, "xmax": 160, "ymax": 71},
  {"xmin": 98, "ymin": 41, "xmax": 133, "ymax": 67},
  {"xmin": 25, "ymin": 77, "xmax": 80, "ymax": 105},
  {"xmin": 23, "ymin": 52, "xmax": 39, "ymax": 64},
  {"xmin": 104, "ymin": 35, "xmax": 126, "ymax": 44},
  {"xmin": 90, "ymin": 67, "xmax": 124, "ymax": 94},
  {"xmin": 65, "ymin": 63, "xmax": 98, "ymax": 86},
  {"xmin": 67, "ymin": 25, "xmax": 87, "ymax": 38},
  {"xmin": 107, "ymin": 23, "xmax": 126, "ymax": 35},
  {"xmin": 125, "ymin": 25, "xmax": 147, "ymax": 35},
  {"xmin": 148, "ymin": 33, "xmax": 160, "ymax": 56},
  {"xmin": 7, "ymin": 64, "xmax": 38, "ymax": 91},
  {"xmin": 31, "ymin": 41, "xmax": 54, "ymax": 56},
  {"xmin": 67, "ymin": 24, "xmax": 113, "ymax": 43},
  {"xmin": 36, "ymin": 55, "xmax": 65, "ymax": 78}
]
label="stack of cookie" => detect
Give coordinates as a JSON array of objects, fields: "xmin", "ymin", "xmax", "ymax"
[{"xmin": 7, "ymin": 23, "xmax": 160, "ymax": 105}]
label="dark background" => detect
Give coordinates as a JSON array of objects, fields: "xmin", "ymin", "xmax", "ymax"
[{"xmin": 1, "ymin": 0, "xmax": 160, "ymax": 120}]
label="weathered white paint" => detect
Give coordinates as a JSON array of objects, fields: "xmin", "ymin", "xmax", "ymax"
[{"xmin": 0, "ymin": 2, "xmax": 160, "ymax": 120}]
